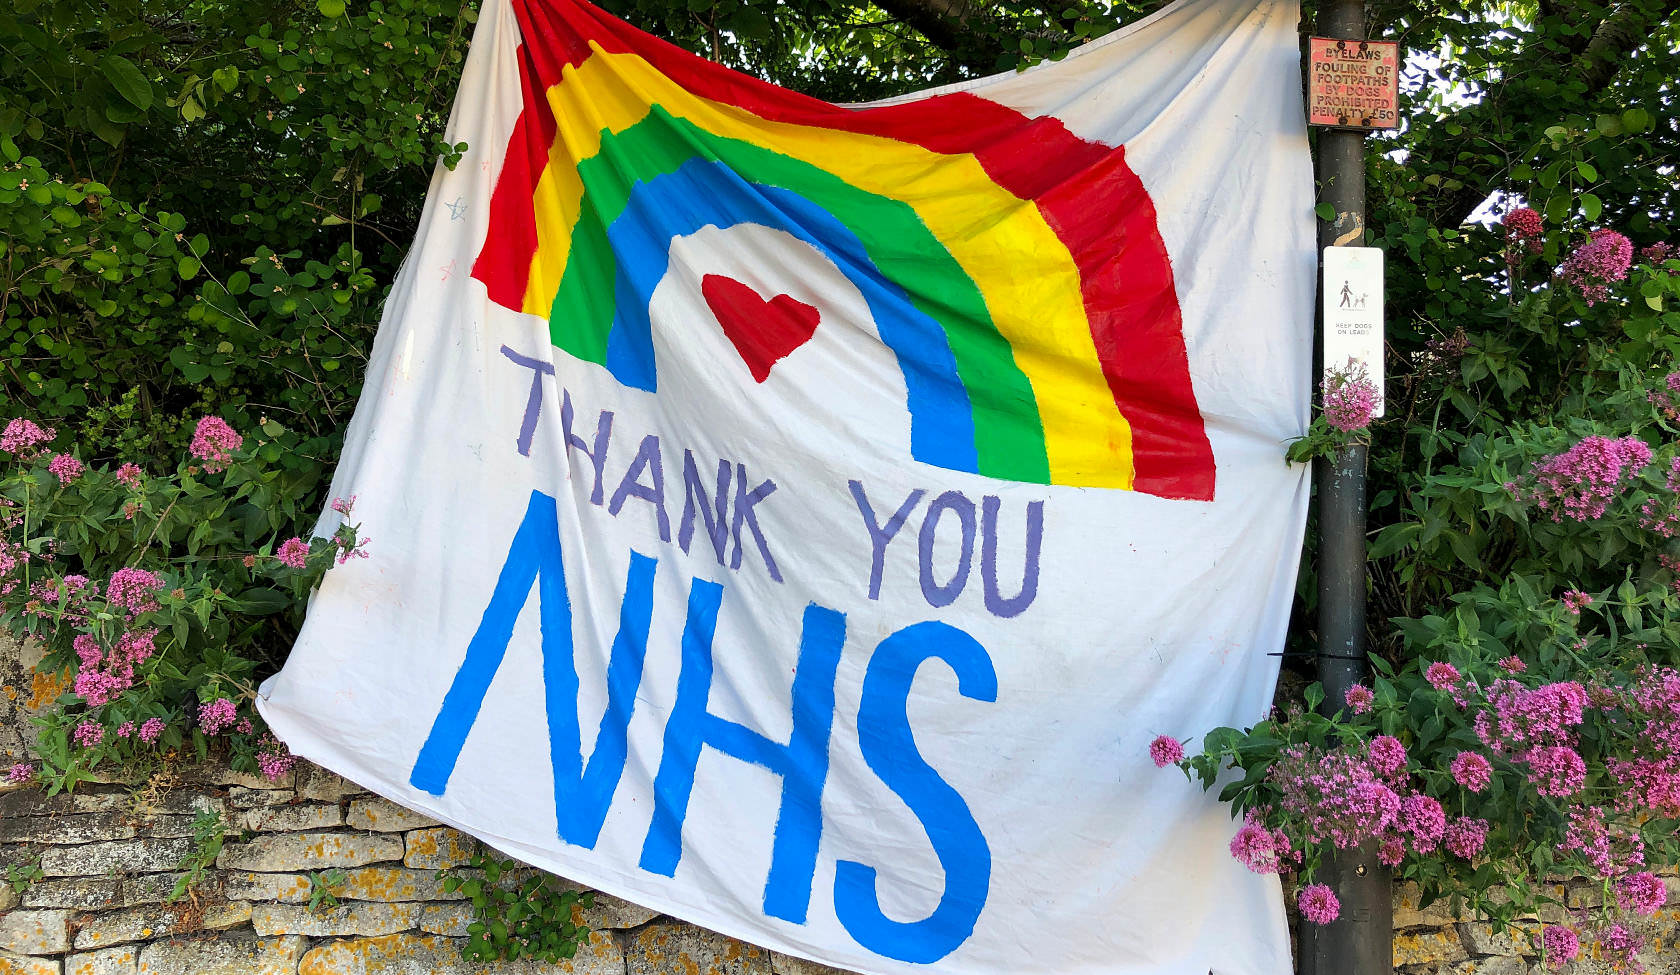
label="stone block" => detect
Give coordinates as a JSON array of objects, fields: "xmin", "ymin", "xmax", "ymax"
[
  {"xmin": 178, "ymin": 765, "xmax": 284, "ymax": 791},
  {"xmin": 250, "ymin": 902, "xmax": 422, "ymax": 937},
  {"xmin": 295, "ymin": 766, "xmax": 366, "ymax": 802},
  {"xmin": 39, "ymin": 838, "xmax": 195, "ymax": 878},
  {"xmin": 0, "ymin": 951, "xmax": 61, "ymax": 975},
  {"xmin": 71, "ymin": 902, "xmax": 251, "ymax": 951},
  {"xmin": 770, "ymin": 953, "xmax": 861, "ymax": 975},
  {"xmin": 0, "ymin": 887, "xmax": 17, "ymax": 911},
  {"xmin": 297, "ymin": 929, "xmax": 624, "ymax": 975},
  {"xmin": 65, "ymin": 946, "xmax": 139, "ymax": 975},
  {"xmin": 227, "ymin": 787, "xmax": 295, "ymax": 809},
  {"xmin": 335, "ymin": 866, "xmax": 461, "ymax": 903},
  {"xmin": 0, "ymin": 813, "xmax": 196, "ymax": 846},
  {"xmin": 216, "ymin": 831, "xmax": 403, "ymax": 872},
  {"xmin": 1393, "ymin": 882, "xmax": 1473, "ymax": 928},
  {"xmin": 346, "ymin": 797, "xmax": 436, "ymax": 833},
  {"xmin": 576, "ymin": 888, "xmax": 659, "ymax": 930},
  {"xmin": 222, "ymin": 871, "xmax": 311, "ymax": 904},
  {"xmin": 0, "ymin": 910, "xmax": 72, "ymax": 955},
  {"xmin": 0, "ymin": 791, "xmax": 73, "ymax": 818},
  {"xmin": 625, "ymin": 922, "xmax": 772, "ymax": 975},
  {"xmin": 416, "ymin": 903, "xmax": 473, "ymax": 936},
  {"xmin": 240, "ymin": 803, "xmax": 343, "ymax": 832},
  {"xmin": 21, "ymin": 878, "xmax": 122, "ymax": 910},
  {"xmin": 136, "ymin": 933, "xmax": 303, "ymax": 975},
  {"xmin": 402, "ymin": 827, "xmax": 477, "ymax": 869},
  {"xmin": 1392, "ymin": 927, "xmax": 1470, "ymax": 967},
  {"xmin": 1458, "ymin": 921, "xmax": 1540, "ymax": 957},
  {"xmin": 114, "ymin": 874, "xmax": 191, "ymax": 908}
]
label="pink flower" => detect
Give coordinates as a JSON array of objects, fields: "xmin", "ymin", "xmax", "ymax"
[
  {"xmin": 1377, "ymin": 832, "xmax": 1406, "ymax": 867},
  {"xmin": 198, "ymin": 697, "xmax": 239, "ymax": 735},
  {"xmin": 115, "ymin": 463, "xmax": 143, "ymax": 488},
  {"xmin": 1229, "ymin": 820, "xmax": 1279, "ymax": 873},
  {"xmin": 0, "ymin": 418, "xmax": 55, "ymax": 456},
  {"xmin": 1640, "ymin": 241, "xmax": 1674, "ymax": 265},
  {"xmin": 257, "ymin": 738, "xmax": 297, "ymax": 781},
  {"xmin": 277, "ymin": 537, "xmax": 310, "ymax": 569},
  {"xmin": 138, "ymin": 718, "xmax": 166, "ymax": 744},
  {"xmin": 73, "ymin": 721, "xmax": 105, "ymax": 748},
  {"xmin": 1504, "ymin": 206, "xmax": 1543, "ymax": 243},
  {"xmin": 1322, "ymin": 359, "xmax": 1381, "ymax": 432},
  {"xmin": 1558, "ymin": 228, "xmax": 1634, "ymax": 305},
  {"xmin": 336, "ymin": 536, "xmax": 371, "ymax": 564},
  {"xmin": 1443, "ymin": 817, "xmax": 1489, "ymax": 859},
  {"xmin": 1617, "ymin": 872, "xmax": 1667, "ymax": 916},
  {"xmin": 5, "ymin": 762, "xmax": 34, "ymax": 784},
  {"xmin": 1561, "ymin": 589, "xmax": 1592, "ymax": 615},
  {"xmin": 116, "ymin": 721, "xmax": 135, "ymax": 738},
  {"xmin": 1498, "ymin": 655, "xmax": 1527, "ymax": 674},
  {"xmin": 189, "ymin": 416, "xmax": 243, "ymax": 473},
  {"xmin": 1368, "ymin": 735, "xmax": 1407, "ymax": 776},
  {"xmin": 331, "ymin": 495, "xmax": 357, "ymax": 516},
  {"xmin": 1425, "ymin": 661, "xmax": 1461, "ymax": 690},
  {"xmin": 1297, "ymin": 883, "xmax": 1340, "ymax": 925},
  {"xmin": 1526, "ymin": 745, "xmax": 1586, "ymax": 797},
  {"xmin": 47, "ymin": 454, "xmax": 84, "ymax": 484},
  {"xmin": 1344, "ymin": 684, "xmax": 1374, "ymax": 715},
  {"xmin": 1451, "ymin": 752, "xmax": 1493, "ymax": 792},
  {"xmin": 1542, "ymin": 926, "xmax": 1580, "ymax": 969},
  {"xmin": 1149, "ymin": 735, "xmax": 1184, "ymax": 768},
  {"xmin": 1519, "ymin": 435, "xmax": 1651, "ymax": 522},
  {"xmin": 236, "ymin": 717, "xmax": 253, "ymax": 735},
  {"xmin": 1398, "ymin": 794, "xmax": 1446, "ymax": 851},
  {"xmin": 1266, "ymin": 744, "xmax": 1399, "ymax": 850},
  {"xmin": 1596, "ymin": 923, "xmax": 1643, "ymax": 971},
  {"xmin": 106, "ymin": 567, "xmax": 163, "ymax": 616}
]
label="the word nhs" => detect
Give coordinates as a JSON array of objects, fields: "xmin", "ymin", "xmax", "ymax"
[{"xmin": 408, "ymin": 490, "xmax": 994, "ymax": 964}]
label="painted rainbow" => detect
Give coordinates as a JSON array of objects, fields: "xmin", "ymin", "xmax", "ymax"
[{"xmin": 474, "ymin": 0, "xmax": 1217, "ymax": 499}]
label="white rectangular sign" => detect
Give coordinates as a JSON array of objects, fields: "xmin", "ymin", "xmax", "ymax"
[
  {"xmin": 1323, "ymin": 245, "xmax": 1386, "ymax": 416},
  {"xmin": 258, "ymin": 1, "xmax": 1316, "ymax": 973}
]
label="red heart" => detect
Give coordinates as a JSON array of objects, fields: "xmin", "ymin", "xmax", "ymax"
[{"xmin": 701, "ymin": 274, "xmax": 820, "ymax": 383}]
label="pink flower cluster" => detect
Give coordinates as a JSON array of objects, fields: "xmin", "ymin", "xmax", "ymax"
[
  {"xmin": 1561, "ymin": 590, "xmax": 1592, "ymax": 615},
  {"xmin": 0, "ymin": 418, "xmax": 55, "ymax": 456},
  {"xmin": 1450, "ymin": 751, "xmax": 1492, "ymax": 792},
  {"xmin": 1542, "ymin": 925, "xmax": 1580, "ymax": 969},
  {"xmin": 1504, "ymin": 207, "xmax": 1543, "ymax": 243},
  {"xmin": 72, "ymin": 629, "xmax": 157, "ymax": 708},
  {"xmin": 5, "ymin": 762, "xmax": 33, "ymax": 784},
  {"xmin": 47, "ymin": 454, "xmax": 84, "ymax": 484},
  {"xmin": 1321, "ymin": 360, "xmax": 1381, "ymax": 433},
  {"xmin": 1149, "ymin": 735, "xmax": 1184, "ymax": 768},
  {"xmin": 1266, "ymin": 744, "xmax": 1402, "ymax": 850},
  {"xmin": 257, "ymin": 736, "xmax": 297, "ymax": 781},
  {"xmin": 115, "ymin": 462, "xmax": 143, "ymax": 489},
  {"xmin": 138, "ymin": 717, "xmax": 166, "ymax": 744},
  {"xmin": 189, "ymin": 416, "xmax": 243, "ymax": 473},
  {"xmin": 1641, "ymin": 241, "xmax": 1675, "ymax": 265},
  {"xmin": 1344, "ymin": 684, "xmax": 1374, "ymax": 714},
  {"xmin": 73, "ymin": 720, "xmax": 104, "ymax": 748},
  {"xmin": 1646, "ymin": 376, "xmax": 1680, "ymax": 425},
  {"xmin": 1425, "ymin": 661, "xmax": 1461, "ymax": 690},
  {"xmin": 1557, "ymin": 228, "xmax": 1634, "ymax": 305},
  {"xmin": 1518, "ymin": 435, "xmax": 1651, "ymax": 522},
  {"xmin": 1297, "ymin": 883, "xmax": 1339, "ymax": 925},
  {"xmin": 106, "ymin": 567, "xmax": 163, "ymax": 616},
  {"xmin": 198, "ymin": 697, "xmax": 240, "ymax": 735},
  {"xmin": 1617, "ymin": 871, "xmax": 1668, "ymax": 916},
  {"xmin": 277, "ymin": 537, "xmax": 310, "ymax": 569},
  {"xmin": 1229, "ymin": 810, "xmax": 1297, "ymax": 874}
]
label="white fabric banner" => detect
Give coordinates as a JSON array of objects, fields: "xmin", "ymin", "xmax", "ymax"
[{"xmin": 259, "ymin": 0, "xmax": 1313, "ymax": 971}]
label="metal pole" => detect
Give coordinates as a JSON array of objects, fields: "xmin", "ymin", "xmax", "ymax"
[{"xmin": 1301, "ymin": 1, "xmax": 1391, "ymax": 973}]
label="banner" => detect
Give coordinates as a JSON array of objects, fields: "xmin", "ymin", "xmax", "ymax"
[{"xmin": 259, "ymin": 0, "xmax": 1313, "ymax": 971}]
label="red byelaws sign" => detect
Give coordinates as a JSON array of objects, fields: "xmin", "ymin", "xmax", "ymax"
[{"xmin": 1308, "ymin": 37, "xmax": 1399, "ymax": 129}]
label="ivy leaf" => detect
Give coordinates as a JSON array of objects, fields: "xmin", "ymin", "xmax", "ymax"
[{"xmin": 100, "ymin": 56, "xmax": 154, "ymax": 111}]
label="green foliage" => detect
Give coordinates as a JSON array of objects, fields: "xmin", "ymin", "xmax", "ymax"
[
  {"xmin": 167, "ymin": 808, "xmax": 227, "ymax": 903},
  {"xmin": 442, "ymin": 852, "xmax": 595, "ymax": 963},
  {"xmin": 307, "ymin": 868, "xmax": 349, "ymax": 913},
  {"xmin": 2, "ymin": 420, "xmax": 364, "ymax": 793},
  {"xmin": 4, "ymin": 854, "xmax": 44, "ymax": 894}
]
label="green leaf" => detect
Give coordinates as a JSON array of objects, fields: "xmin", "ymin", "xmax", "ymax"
[
  {"xmin": 1315, "ymin": 202, "xmax": 1336, "ymax": 222},
  {"xmin": 1575, "ymin": 161, "xmax": 1597, "ymax": 183},
  {"xmin": 101, "ymin": 56, "xmax": 154, "ymax": 111},
  {"xmin": 317, "ymin": 0, "xmax": 346, "ymax": 16},
  {"xmin": 1580, "ymin": 193, "xmax": 1602, "ymax": 222},
  {"xmin": 178, "ymin": 257, "xmax": 201, "ymax": 279}
]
